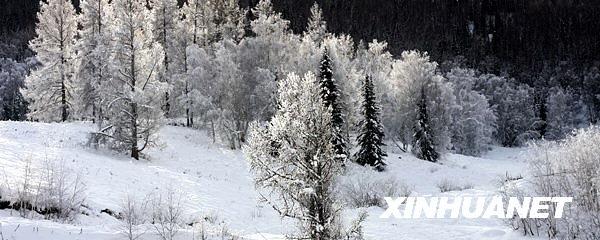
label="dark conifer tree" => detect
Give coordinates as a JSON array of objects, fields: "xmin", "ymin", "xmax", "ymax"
[
  {"xmin": 414, "ymin": 86, "xmax": 439, "ymax": 162},
  {"xmin": 319, "ymin": 48, "xmax": 347, "ymax": 165},
  {"xmin": 355, "ymin": 75, "xmax": 386, "ymax": 171}
]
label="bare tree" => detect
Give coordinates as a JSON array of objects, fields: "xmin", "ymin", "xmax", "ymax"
[
  {"xmin": 151, "ymin": 188, "xmax": 184, "ymax": 240},
  {"xmin": 119, "ymin": 194, "xmax": 148, "ymax": 240}
]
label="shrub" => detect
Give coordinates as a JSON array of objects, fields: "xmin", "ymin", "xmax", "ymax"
[
  {"xmin": 5, "ymin": 158, "xmax": 86, "ymax": 221},
  {"xmin": 436, "ymin": 178, "xmax": 473, "ymax": 193},
  {"xmin": 505, "ymin": 126, "xmax": 600, "ymax": 239},
  {"xmin": 338, "ymin": 167, "xmax": 411, "ymax": 208}
]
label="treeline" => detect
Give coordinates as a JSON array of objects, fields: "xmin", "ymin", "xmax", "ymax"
[
  {"xmin": 5, "ymin": 0, "xmax": 600, "ymax": 70},
  {"xmin": 4, "ymin": 0, "xmax": 598, "ymax": 158},
  {"xmin": 262, "ymin": 0, "xmax": 600, "ymax": 70},
  {"xmin": 11, "ymin": 0, "xmax": 542, "ymax": 163}
]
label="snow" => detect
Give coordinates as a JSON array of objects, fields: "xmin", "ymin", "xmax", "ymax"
[{"xmin": 0, "ymin": 121, "xmax": 535, "ymax": 239}]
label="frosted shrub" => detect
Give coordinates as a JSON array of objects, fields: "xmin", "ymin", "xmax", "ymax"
[
  {"xmin": 338, "ymin": 168, "xmax": 411, "ymax": 208},
  {"xmin": 436, "ymin": 178, "xmax": 473, "ymax": 193},
  {"xmin": 37, "ymin": 159, "xmax": 86, "ymax": 221},
  {"xmin": 506, "ymin": 126, "xmax": 600, "ymax": 239},
  {"xmin": 7, "ymin": 158, "xmax": 86, "ymax": 221}
]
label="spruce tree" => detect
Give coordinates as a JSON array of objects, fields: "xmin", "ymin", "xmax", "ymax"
[
  {"xmin": 414, "ymin": 86, "xmax": 439, "ymax": 162},
  {"xmin": 319, "ymin": 48, "xmax": 347, "ymax": 164},
  {"xmin": 355, "ymin": 75, "xmax": 387, "ymax": 171}
]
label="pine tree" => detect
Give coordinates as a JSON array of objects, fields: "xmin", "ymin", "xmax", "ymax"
[
  {"xmin": 23, "ymin": 0, "xmax": 77, "ymax": 122},
  {"xmin": 355, "ymin": 75, "xmax": 387, "ymax": 171},
  {"xmin": 319, "ymin": 48, "xmax": 347, "ymax": 164},
  {"xmin": 414, "ymin": 86, "xmax": 439, "ymax": 162}
]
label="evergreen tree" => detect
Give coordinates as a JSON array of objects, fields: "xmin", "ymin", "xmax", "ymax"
[
  {"xmin": 355, "ymin": 75, "xmax": 387, "ymax": 171},
  {"xmin": 414, "ymin": 86, "xmax": 439, "ymax": 162},
  {"xmin": 22, "ymin": 0, "xmax": 77, "ymax": 122},
  {"xmin": 319, "ymin": 48, "xmax": 347, "ymax": 164}
]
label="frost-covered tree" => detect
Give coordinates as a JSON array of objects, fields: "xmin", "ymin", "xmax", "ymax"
[
  {"xmin": 211, "ymin": 0, "xmax": 245, "ymax": 42},
  {"xmin": 211, "ymin": 41, "xmax": 248, "ymax": 149},
  {"xmin": 388, "ymin": 51, "xmax": 454, "ymax": 158},
  {"xmin": 247, "ymin": 0, "xmax": 291, "ymax": 79},
  {"xmin": 321, "ymin": 35, "xmax": 359, "ymax": 136},
  {"xmin": 474, "ymin": 74, "xmax": 539, "ymax": 146},
  {"xmin": 245, "ymin": 72, "xmax": 343, "ymax": 239},
  {"xmin": 180, "ymin": 44, "xmax": 213, "ymax": 129},
  {"xmin": 582, "ymin": 66, "xmax": 600, "ymax": 124},
  {"xmin": 75, "ymin": 0, "xmax": 112, "ymax": 125},
  {"xmin": 175, "ymin": 0, "xmax": 245, "ymax": 127},
  {"xmin": 177, "ymin": 0, "xmax": 211, "ymax": 127},
  {"xmin": 0, "ymin": 58, "xmax": 30, "ymax": 120},
  {"xmin": 355, "ymin": 75, "xmax": 386, "ymax": 170},
  {"xmin": 180, "ymin": 0, "xmax": 211, "ymax": 46},
  {"xmin": 319, "ymin": 49, "xmax": 347, "ymax": 164},
  {"xmin": 102, "ymin": 0, "xmax": 166, "ymax": 159},
  {"xmin": 23, "ymin": 0, "xmax": 77, "ymax": 122},
  {"xmin": 545, "ymin": 87, "xmax": 586, "ymax": 140},
  {"xmin": 152, "ymin": 0, "xmax": 178, "ymax": 116},
  {"xmin": 414, "ymin": 87, "xmax": 439, "ymax": 162},
  {"xmin": 445, "ymin": 68, "xmax": 496, "ymax": 156},
  {"xmin": 354, "ymin": 40, "xmax": 393, "ymax": 137},
  {"xmin": 305, "ymin": 3, "xmax": 327, "ymax": 45}
]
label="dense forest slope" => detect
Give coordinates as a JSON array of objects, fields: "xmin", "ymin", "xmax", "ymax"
[{"xmin": 4, "ymin": 0, "xmax": 600, "ymax": 74}]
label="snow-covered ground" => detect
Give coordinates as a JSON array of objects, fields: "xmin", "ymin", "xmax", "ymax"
[{"xmin": 0, "ymin": 121, "xmax": 534, "ymax": 239}]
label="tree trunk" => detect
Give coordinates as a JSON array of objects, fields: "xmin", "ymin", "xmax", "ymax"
[
  {"xmin": 131, "ymin": 101, "xmax": 139, "ymax": 160},
  {"xmin": 61, "ymin": 79, "xmax": 67, "ymax": 122}
]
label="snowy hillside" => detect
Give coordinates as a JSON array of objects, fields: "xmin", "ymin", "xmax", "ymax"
[{"xmin": 0, "ymin": 121, "xmax": 532, "ymax": 239}]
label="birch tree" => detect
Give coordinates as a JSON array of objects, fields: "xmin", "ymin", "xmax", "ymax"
[{"xmin": 245, "ymin": 72, "xmax": 343, "ymax": 239}]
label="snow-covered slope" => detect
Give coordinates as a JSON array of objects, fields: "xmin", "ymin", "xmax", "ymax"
[{"xmin": 0, "ymin": 121, "xmax": 533, "ymax": 239}]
